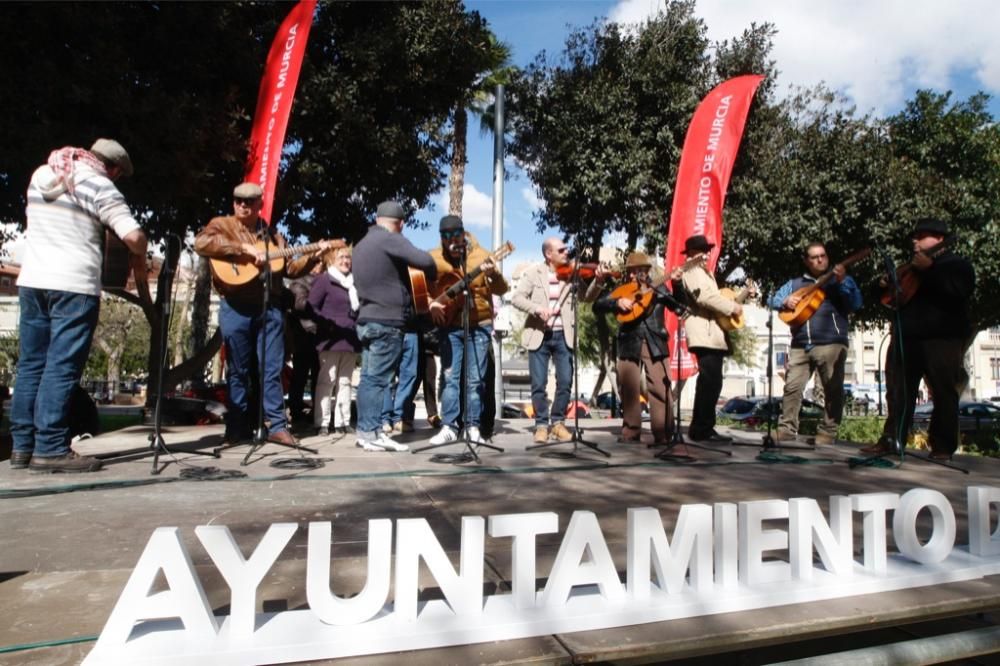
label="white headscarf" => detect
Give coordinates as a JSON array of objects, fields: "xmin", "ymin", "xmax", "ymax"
[{"xmin": 327, "ymin": 264, "xmax": 359, "ymax": 311}]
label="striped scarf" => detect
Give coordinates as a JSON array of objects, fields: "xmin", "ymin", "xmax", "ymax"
[{"xmin": 47, "ymin": 147, "xmax": 107, "ymax": 194}]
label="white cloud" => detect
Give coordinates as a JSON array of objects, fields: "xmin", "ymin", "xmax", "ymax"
[
  {"xmin": 520, "ymin": 186, "xmax": 544, "ymax": 212},
  {"xmin": 609, "ymin": 0, "xmax": 1000, "ymax": 116},
  {"xmin": 435, "ymin": 183, "xmax": 495, "ymax": 228}
]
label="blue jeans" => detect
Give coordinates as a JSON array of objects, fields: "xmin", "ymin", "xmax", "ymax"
[
  {"xmin": 529, "ymin": 330, "xmax": 573, "ymax": 428},
  {"xmin": 381, "ymin": 331, "xmax": 419, "ymax": 425},
  {"xmin": 219, "ymin": 299, "xmax": 287, "ymax": 436},
  {"xmin": 10, "ymin": 287, "xmax": 100, "ymax": 457},
  {"xmin": 357, "ymin": 322, "xmax": 404, "ymax": 438},
  {"xmin": 440, "ymin": 325, "xmax": 492, "ymax": 428}
]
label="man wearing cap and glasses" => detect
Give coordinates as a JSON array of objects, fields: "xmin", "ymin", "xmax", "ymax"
[
  {"xmin": 512, "ymin": 237, "xmax": 607, "ymax": 444},
  {"xmin": 769, "ymin": 242, "xmax": 862, "ymax": 446},
  {"xmin": 351, "ymin": 201, "xmax": 438, "ymax": 452},
  {"xmin": 862, "ymin": 218, "xmax": 974, "ymax": 461},
  {"xmin": 426, "ymin": 215, "xmax": 508, "ymax": 445},
  {"xmin": 194, "ymin": 182, "xmax": 334, "ymax": 448},
  {"xmin": 678, "ymin": 234, "xmax": 742, "ymax": 444},
  {"xmin": 11, "ymin": 139, "xmax": 149, "ymax": 473}
]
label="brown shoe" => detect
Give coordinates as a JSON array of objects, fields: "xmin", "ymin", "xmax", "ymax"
[
  {"xmin": 811, "ymin": 433, "xmax": 835, "ymax": 446},
  {"xmin": 10, "ymin": 451, "xmax": 31, "ymax": 469},
  {"xmin": 773, "ymin": 429, "xmax": 796, "ymax": 443},
  {"xmin": 267, "ymin": 430, "xmax": 298, "ymax": 446},
  {"xmin": 859, "ymin": 443, "xmax": 893, "ymax": 455},
  {"xmin": 551, "ymin": 422, "xmax": 573, "ymax": 442},
  {"xmin": 533, "ymin": 426, "xmax": 549, "ymax": 443},
  {"xmin": 29, "ymin": 451, "xmax": 102, "ymax": 474}
]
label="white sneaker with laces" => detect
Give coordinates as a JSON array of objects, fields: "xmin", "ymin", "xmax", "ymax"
[
  {"xmin": 376, "ymin": 432, "xmax": 409, "ymax": 452},
  {"xmin": 429, "ymin": 426, "xmax": 458, "ymax": 445},
  {"xmin": 465, "ymin": 426, "xmax": 486, "ymax": 444},
  {"xmin": 356, "ymin": 438, "xmax": 383, "ymax": 452}
]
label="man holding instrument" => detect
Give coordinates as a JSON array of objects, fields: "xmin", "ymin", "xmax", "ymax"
[
  {"xmin": 594, "ymin": 252, "xmax": 688, "ymax": 446},
  {"xmin": 679, "ymin": 235, "xmax": 741, "ymax": 444},
  {"xmin": 512, "ymin": 238, "xmax": 607, "ymax": 444},
  {"xmin": 352, "ymin": 201, "xmax": 438, "ymax": 452},
  {"xmin": 769, "ymin": 242, "xmax": 862, "ymax": 445},
  {"xmin": 863, "ymin": 219, "xmax": 974, "ymax": 460},
  {"xmin": 195, "ymin": 182, "xmax": 334, "ymax": 447},
  {"xmin": 426, "ymin": 215, "xmax": 508, "ymax": 445}
]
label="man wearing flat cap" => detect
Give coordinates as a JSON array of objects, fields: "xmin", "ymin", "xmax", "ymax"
[
  {"xmin": 194, "ymin": 182, "xmax": 334, "ymax": 447},
  {"xmin": 678, "ymin": 234, "xmax": 742, "ymax": 444},
  {"xmin": 11, "ymin": 139, "xmax": 149, "ymax": 473},
  {"xmin": 594, "ymin": 252, "xmax": 689, "ymax": 446},
  {"xmin": 863, "ymin": 218, "xmax": 975, "ymax": 461},
  {"xmin": 425, "ymin": 215, "xmax": 508, "ymax": 445},
  {"xmin": 351, "ymin": 201, "xmax": 438, "ymax": 452}
]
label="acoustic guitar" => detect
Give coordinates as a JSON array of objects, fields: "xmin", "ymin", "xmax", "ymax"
[
  {"xmin": 717, "ymin": 279, "xmax": 757, "ymax": 331},
  {"xmin": 778, "ymin": 248, "xmax": 871, "ymax": 326},
  {"xmin": 410, "ymin": 242, "xmax": 514, "ymax": 318},
  {"xmin": 880, "ymin": 237, "xmax": 951, "ymax": 310},
  {"xmin": 210, "ymin": 239, "xmax": 331, "ymax": 287}
]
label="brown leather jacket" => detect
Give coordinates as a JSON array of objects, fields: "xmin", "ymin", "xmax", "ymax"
[{"xmin": 194, "ymin": 214, "xmax": 317, "ymax": 307}]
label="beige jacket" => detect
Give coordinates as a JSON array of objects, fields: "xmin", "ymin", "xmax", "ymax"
[
  {"xmin": 512, "ymin": 263, "xmax": 603, "ymax": 351},
  {"xmin": 680, "ymin": 264, "xmax": 737, "ymax": 351}
]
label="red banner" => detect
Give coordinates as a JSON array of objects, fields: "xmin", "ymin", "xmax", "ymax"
[
  {"xmin": 245, "ymin": 0, "xmax": 317, "ymax": 223},
  {"xmin": 664, "ymin": 75, "xmax": 764, "ymax": 380}
]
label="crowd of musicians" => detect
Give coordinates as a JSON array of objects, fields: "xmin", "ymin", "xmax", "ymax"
[{"xmin": 9, "ymin": 137, "xmax": 976, "ymax": 472}]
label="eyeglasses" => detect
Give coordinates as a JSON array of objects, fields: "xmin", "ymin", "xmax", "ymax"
[
  {"xmin": 554, "ymin": 247, "xmax": 569, "ymax": 254},
  {"xmin": 234, "ymin": 197, "xmax": 260, "ymax": 207},
  {"xmin": 441, "ymin": 229, "xmax": 464, "ymax": 239},
  {"xmin": 807, "ymin": 253, "xmax": 827, "ymax": 260}
]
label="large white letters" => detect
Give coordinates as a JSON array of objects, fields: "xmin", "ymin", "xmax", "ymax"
[{"xmin": 306, "ymin": 520, "xmax": 392, "ymax": 625}]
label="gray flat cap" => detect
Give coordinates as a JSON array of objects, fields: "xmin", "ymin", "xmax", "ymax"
[
  {"xmin": 233, "ymin": 182, "xmax": 264, "ymax": 199},
  {"xmin": 376, "ymin": 200, "xmax": 406, "ymax": 220},
  {"xmin": 90, "ymin": 138, "xmax": 134, "ymax": 177}
]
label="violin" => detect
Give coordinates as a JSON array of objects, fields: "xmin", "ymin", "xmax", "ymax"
[{"xmin": 554, "ymin": 262, "xmax": 621, "ymax": 282}]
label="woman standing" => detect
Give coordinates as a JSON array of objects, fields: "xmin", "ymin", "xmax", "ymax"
[{"xmin": 308, "ymin": 246, "xmax": 361, "ymax": 435}]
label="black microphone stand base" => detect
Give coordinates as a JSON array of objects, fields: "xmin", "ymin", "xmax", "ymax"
[
  {"xmin": 527, "ymin": 427, "xmax": 610, "ymax": 458},
  {"xmin": 212, "ymin": 429, "xmax": 319, "ymax": 467},
  {"xmin": 149, "ymin": 431, "xmax": 220, "ymax": 476},
  {"xmin": 413, "ymin": 431, "xmax": 504, "ymax": 464}
]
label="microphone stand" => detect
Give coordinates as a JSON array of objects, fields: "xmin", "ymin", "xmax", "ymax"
[
  {"xmin": 850, "ymin": 242, "xmax": 966, "ymax": 473},
  {"xmin": 528, "ymin": 246, "xmax": 609, "ymax": 458},
  {"xmin": 414, "ymin": 242, "xmax": 503, "ymax": 461},
  {"xmin": 149, "ymin": 235, "xmax": 180, "ymax": 474}
]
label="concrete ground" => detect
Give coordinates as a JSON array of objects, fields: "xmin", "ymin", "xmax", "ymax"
[{"xmin": 1, "ymin": 418, "xmax": 999, "ymax": 665}]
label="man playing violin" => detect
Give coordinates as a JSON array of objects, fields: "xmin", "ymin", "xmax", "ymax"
[
  {"xmin": 769, "ymin": 242, "xmax": 862, "ymax": 446},
  {"xmin": 863, "ymin": 219, "xmax": 974, "ymax": 460},
  {"xmin": 678, "ymin": 234, "xmax": 741, "ymax": 444},
  {"xmin": 194, "ymin": 182, "xmax": 336, "ymax": 447},
  {"xmin": 594, "ymin": 252, "xmax": 688, "ymax": 445},
  {"xmin": 426, "ymin": 215, "xmax": 509, "ymax": 445},
  {"xmin": 512, "ymin": 238, "xmax": 607, "ymax": 444}
]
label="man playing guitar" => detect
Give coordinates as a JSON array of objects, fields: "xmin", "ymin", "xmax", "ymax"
[
  {"xmin": 426, "ymin": 215, "xmax": 509, "ymax": 445},
  {"xmin": 769, "ymin": 242, "xmax": 862, "ymax": 445},
  {"xmin": 594, "ymin": 252, "xmax": 688, "ymax": 446}
]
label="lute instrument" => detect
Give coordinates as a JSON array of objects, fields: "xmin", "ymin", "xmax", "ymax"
[
  {"xmin": 880, "ymin": 237, "xmax": 952, "ymax": 310},
  {"xmin": 209, "ymin": 239, "xmax": 334, "ymax": 287},
  {"xmin": 778, "ymin": 248, "xmax": 871, "ymax": 326}
]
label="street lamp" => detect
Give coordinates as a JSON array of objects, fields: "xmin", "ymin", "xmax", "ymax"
[{"xmin": 877, "ymin": 332, "xmax": 891, "ymax": 416}]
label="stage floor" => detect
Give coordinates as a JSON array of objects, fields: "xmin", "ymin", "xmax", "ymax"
[{"xmin": 1, "ymin": 419, "xmax": 998, "ymax": 665}]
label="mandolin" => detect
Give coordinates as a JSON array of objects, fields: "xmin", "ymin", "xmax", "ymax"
[
  {"xmin": 210, "ymin": 239, "xmax": 335, "ymax": 287},
  {"xmin": 778, "ymin": 248, "xmax": 871, "ymax": 326},
  {"xmin": 410, "ymin": 242, "xmax": 514, "ymax": 318},
  {"xmin": 880, "ymin": 237, "xmax": 951, "ymax": 310}
]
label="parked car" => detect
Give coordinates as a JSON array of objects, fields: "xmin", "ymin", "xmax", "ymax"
[
  {"xmin": 718, "ymin": 396, "xmax": 823, "ymax": 427},
  {"xmin": 595, "ymin": 391, "xmax": 648, "ymax": 419},
  {"xmin": 911, "ymin": 401, "xmax": 1000, "ymax": 432}
]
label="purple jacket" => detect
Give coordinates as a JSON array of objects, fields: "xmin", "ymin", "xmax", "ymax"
[{"xmin": 307, "ymin": 273, "xmax": 361, "ymax": 353}]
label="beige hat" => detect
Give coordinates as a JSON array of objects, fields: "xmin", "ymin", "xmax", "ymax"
[
  {"xmin": 233, "ymin": 182, "xmax": 264, "ymax": 199},
  {"xmin": 90, "ymin": 138, "xmax": 133, "ymax": 177},
  {"xmin": 624, "ymin": 252, "xmax": 652, "ymax": 269}
]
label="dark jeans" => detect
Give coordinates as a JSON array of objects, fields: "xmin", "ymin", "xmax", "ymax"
[
  {"xmin": 381, "ymin": 330, "xmax": 419, "ymax": 426},
  {"xmin": 688, "ymin": 347, "xmax": 726, "ymax": 439},
  {"xmin": 883, "ymin": 336, "xmax": 968, "ymax": 455},
  {"xmin": 529, "ymin": 330, "xmax": 572, "ymax": 428},
  {"xmin": 219, "ymin": 299, "xmax": 287, "ymax": 437},
  {"xmin": 356, "ymin": 322, "xmax": 404, "ymax": 439},
  {"xmin": 288, "ymin": 331, "xmax": 318, "ymax": 419},
  {"xmin": 11, "ymin": 287, "xmax": 100, "ymax": 457},
  {"xmin": 440, "ymin": 325, "xmax": 492, "ymax": 428}
]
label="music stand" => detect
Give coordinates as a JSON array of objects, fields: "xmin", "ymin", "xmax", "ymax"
[
  {"xmin": 413, "ymin": 243, "xmax": 503, "ymax": 462},
  {"xmin": 213, "ymin": 225, "xmax": 318, "ymax": 465},
  {"xmin": 528, "ymin": 254, "xmax": 609, "ymax": 458}
]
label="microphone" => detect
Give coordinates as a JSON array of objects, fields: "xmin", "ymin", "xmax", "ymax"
[{"xmin": 448, "ymin": 243, "xmax": 460, "ymax": 253}]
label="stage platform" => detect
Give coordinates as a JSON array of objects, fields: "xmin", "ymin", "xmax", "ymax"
[{"xmin": 1, "ymin": 419, "xmax": 998, "ymax": 665}]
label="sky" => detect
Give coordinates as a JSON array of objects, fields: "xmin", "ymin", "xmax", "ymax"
[{"xmin": 405, "ymin": 0, "xmax": 1000, "ymax": 276}]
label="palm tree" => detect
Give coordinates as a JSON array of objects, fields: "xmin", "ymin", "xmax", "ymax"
[{"xmin": 448, "ymin": 35, "xmax": 514, "ymax": 216}]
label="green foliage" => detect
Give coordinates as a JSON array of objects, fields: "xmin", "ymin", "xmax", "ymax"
[
  {"xmin": 836, "ymin": 416, "xmax": 886, "ymax": 445},
  {"xmin": 726, "ymin": 326, "xmax": 757, "ymax": 369}
]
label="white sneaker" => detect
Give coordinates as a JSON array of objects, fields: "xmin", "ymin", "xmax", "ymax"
[
  {"xmin": 356, "ymin": 438, "xmax": 383, "ymax": 452},
  {"xmin": 465, "ymin": 426, "xmax": 486, "ymax": 444},
  {"xmin": 376, "ymin": 432, "xmax": 409, "ymax": 452},
  {"xmin": 429, "ymin": 426, "xmax": 458, "ymax": 445}
]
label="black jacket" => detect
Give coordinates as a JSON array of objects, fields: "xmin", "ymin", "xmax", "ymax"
[{"xmin": 898, "ymin": 250, "xmax": 975, "ymax": 340}]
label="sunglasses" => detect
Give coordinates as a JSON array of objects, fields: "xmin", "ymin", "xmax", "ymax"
[
  {"xmin": 554, "ymin": 247, "xmax": 569, "ymax": 254},
  {"xmin": 441, "ymin": 229, "xmax": 464, "ymax": 239},
  {"xmin": 234, "ymin": 197, "xmax": 260, "ymax": 206}
]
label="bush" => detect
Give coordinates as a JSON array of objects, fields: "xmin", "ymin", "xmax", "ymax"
[{"xmin": 837, "ymin": 416, "xmax": 885, "ymax": 444}]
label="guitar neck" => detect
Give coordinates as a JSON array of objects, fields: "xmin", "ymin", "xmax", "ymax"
[
  {"xmin": 439, "ymin": 243, "xmax": 513, "ymax": 301},
  {"xmin": 266, "ymin": 242, "xmax": 325, "ymax": 260}
]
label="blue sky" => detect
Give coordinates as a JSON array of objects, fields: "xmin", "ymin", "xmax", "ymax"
[{"xmin": 406, "ymin": 0, "xmax": 1000, "ymax": 276}]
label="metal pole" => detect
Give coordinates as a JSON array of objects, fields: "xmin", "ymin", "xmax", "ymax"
[
  {"xmin": 878, "ymin": 332, "xmax": 890, "ymax": 416},
  {"xmin": 491, "ymin": 84, "xmax": 505, "ymax": 411}
]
